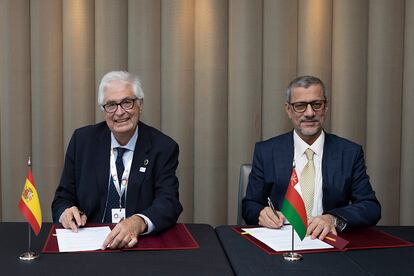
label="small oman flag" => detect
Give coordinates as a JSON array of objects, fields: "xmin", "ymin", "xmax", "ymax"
[
  {"xmin": 18, "ymin": 168, "xmax": 42, "ymax": 235},
  {"xmin": 281, "ymin": 167, "xmax": 308, "ymax": 240}
]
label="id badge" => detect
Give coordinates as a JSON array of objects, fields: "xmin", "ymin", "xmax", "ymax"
[{"xmin": 111, "ymin": 208, "xmax": 125, "ymax": 223}]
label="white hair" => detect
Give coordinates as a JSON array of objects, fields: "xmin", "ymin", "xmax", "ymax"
[{"xmin": 97, "ymin": 71, "xmax": 144, "ymax": 106}]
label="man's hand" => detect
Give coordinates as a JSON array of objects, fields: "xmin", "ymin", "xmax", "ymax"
[
  {"xmin": 258, "ymin": 207, "xmax": 285, "ymax": 228},
  {"xmin": 101, "ymin": 215, "xmax": 147, "ymax": 250},
  {"xmin": 306, "ymin": 214, "xmax": 337, "ymax": 240},
  {"xmin": 60, "ymin": 206, "xmax": 87, "ymax": 232}
]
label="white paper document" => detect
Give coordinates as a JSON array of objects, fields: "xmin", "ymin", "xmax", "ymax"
[
  {"xmin": 56, "ymin": 226, "xmax": 111, "ymax": 252},
  {"xmin": 241, "ymin": 225, "xmax": 333, "ymax": 252}
]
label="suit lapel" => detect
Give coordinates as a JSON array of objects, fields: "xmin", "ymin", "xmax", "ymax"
[
  {"xmin": 322, "ymin": 133, "xmax": 340, "ymax": 202},
  {"xmin": 95, "ymin": 126, "xmax": 111, "ymax": 215},
  {"xmin": 126, "ymin": 122, "xmax": 152, "ymax": 216},
  {"xmin": 273, "ymin": 131, "xmax": 294, "ymax": 206}
]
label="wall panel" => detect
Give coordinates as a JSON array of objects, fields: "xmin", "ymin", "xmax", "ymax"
[
  {"xmin": 161, "ymin": 0, "xmax": 195, "ymax": 222},
  {"xmin": 228, "ymin": 0, "xmax": 263, "ymax": 224},
  {"xmin": 331, "ymin": 0, "xmax": 368, "ymax": 146},
  {"xmin": 194, "ymin": 0, "xmax": 228, "ymax": 225},
  {"xmin": 0, "ymin": 0, "xmax": 31, "ymax": 221},
  {"xmin": 95, "ymin": 0, "xmax": 128, "ymax": 120},
  {"xmin": 128, "ymin": 0, "xmax": 161, "ymax": 128},
  {"xmin": 0, "ymin": 0, "xmax": 411, "ymax": 225},
  {"xmin": 262, "ymin": 0, "xmax": 298, "ymax": 140},
  {"xmin": 31, "ymin": 0, "xmax": 64, "ymax": 222},
  {"xmin": 63, "ymin": 0, "xmax": 95, "ymax": 149},
  {"xmin": 400, "ymin": 0, "xmax": 414, "ymax": 225},
  {"xmin": 366, "ymin": 0, "xmax": 404, "ymax": 225},
  {"xmin": 297, "ymin": 0, "xmax": 333, "ymax": 129}
]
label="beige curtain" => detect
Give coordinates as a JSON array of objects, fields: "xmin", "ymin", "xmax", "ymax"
[{"xmin": 1, "ymin": 0, "xmax": 413, "ymax": 226}]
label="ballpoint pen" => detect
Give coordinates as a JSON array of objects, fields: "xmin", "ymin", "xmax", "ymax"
[{"xmin": 267, "ymin": 197, "xmax": 281, "ymax": 220}]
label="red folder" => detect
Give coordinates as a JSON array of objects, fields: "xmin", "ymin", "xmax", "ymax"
[
  {"xmin": 43, "ymin": 223, "xmax": 199, "ymax": 253},
  {"xmin": 323, "ymin": 232, "xmax": 349, "ymax": 250},
  {"xmin": 234, "ymin": 226, "xmax": 413, "ymax": 255}
]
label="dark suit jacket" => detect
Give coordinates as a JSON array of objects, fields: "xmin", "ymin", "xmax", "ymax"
[
  {"xmin": 52, "ymin": 121, "xmax": 183, "ymax": 233},
  {"xmin": 242, "ymin": 131, "xmax": 381, "ymax": 230}
]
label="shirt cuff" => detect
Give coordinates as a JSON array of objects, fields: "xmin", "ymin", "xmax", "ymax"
[{"xmin": 135, "ymin": 214, "xmax": 154, "ymax": 235}]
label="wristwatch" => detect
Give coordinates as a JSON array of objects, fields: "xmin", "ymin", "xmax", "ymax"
[{"xmin": 333, "ymin": 216, "xmax": 347, "ymax": 232}]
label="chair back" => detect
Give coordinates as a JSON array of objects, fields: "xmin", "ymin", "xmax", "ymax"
[{"xmin": 237, "ymin": 164, "xmax": 252, "ymax": 225}]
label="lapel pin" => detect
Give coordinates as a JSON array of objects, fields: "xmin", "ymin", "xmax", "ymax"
[
  {"xmin": 139, "ymin": 167, "xmax": 146, "ymax": 173},
  {"xmin": 144, "ymin": 159, "xmax": 149, "ymax": 166}
]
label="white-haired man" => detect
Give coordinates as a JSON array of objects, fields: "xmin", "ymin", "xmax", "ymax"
[{"xmin": 52, "ymin": 71, "xmax": 182, "ymax": 249}]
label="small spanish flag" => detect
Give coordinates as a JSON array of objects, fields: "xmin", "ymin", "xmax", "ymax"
[{"xmin": 18, "ymin": 168, "xmax": 42, "ymax": 235}]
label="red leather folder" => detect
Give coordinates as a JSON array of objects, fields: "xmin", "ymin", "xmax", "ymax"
[
  {"xmin": 322, "ymin": 232, "xmax": 349, "ymax": 250},
  {"xmin": 43, "ymin": 223, "xmax": 199, "ymax": 253},
  {"xmin": 234, "ymin": 226, "xmax": 413, "ymax": 255}
]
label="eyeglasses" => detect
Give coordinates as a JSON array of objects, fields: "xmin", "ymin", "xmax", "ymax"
[
  {"xmin": 288, "ymin": 100, "xmax": 326, "ymax": 113},
  {"xmin": 102, "ymin": 98, "xmax": 138, "ymax": 113}
]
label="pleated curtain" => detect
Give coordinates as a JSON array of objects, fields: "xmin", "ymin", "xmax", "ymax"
[{"xmin": 0, "ymin": 0, "xmax": 413, "ymax": 226}]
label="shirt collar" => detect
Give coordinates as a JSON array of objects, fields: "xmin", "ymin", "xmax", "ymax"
[
  {"xmin": 111, "ymin": 126, "xmax": 139, "ymax": 152},
  {"xmin": 293, "ymin": 130, "xmax": 325, "ymax": 157}
]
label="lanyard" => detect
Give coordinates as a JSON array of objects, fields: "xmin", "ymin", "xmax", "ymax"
[{"xmin": 110, "ymin": 148, "xmax": 133, "ymax": 208}]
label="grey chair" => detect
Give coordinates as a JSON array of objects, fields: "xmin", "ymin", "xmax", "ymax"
[{"xmin": 237, "ymin": 164, "xmax": 252, "ymax": 225}]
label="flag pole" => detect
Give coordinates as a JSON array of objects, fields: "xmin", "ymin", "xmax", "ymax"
[
  {"xmin": 19, "ymin": 157, "xmax": 39, "ymax": 261},
  {"xmin": 283, "ymin": 226, "xmax": 303, "ymax": 261},
  {"xmin": 282, "ymin": 162, "xmax": 303, "ymax": 261}
]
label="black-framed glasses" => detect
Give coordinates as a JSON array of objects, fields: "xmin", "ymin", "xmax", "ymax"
[
  {"xmin": 102, "ymin": 98, "xmax": 138, "ymax": 113},
  {"xmin": 288, "ymin": 100, "xmax": 326, "ymax": 113}
]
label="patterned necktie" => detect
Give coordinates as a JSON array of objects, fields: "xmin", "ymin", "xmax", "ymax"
[
  {"xmin": 104, "ymin": 147, "xmax": 127, "ymax": 223},
  {"xmin": 300, "ymin": 148, "xmax": 315, "ymax": 221},
  {"xmin": 115, "ymin": 147, "xmax": 126, "ymax": 180}
]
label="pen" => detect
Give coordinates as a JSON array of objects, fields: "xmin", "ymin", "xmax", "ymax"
[
  {"xmin": 325, "ymin": 236, "xmax": 336, "ymax": 242},
  {"xmin": 267, "ymin": 197, "xmax": 281, "ymax": 220},
  {"xmin": 72, "ymin": 210, "xmax": 85, "ymax": 227}
]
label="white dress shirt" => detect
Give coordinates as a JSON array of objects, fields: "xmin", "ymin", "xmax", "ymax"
[
  {"xmin": 293, "ymin": 130, "xmax": 325, "ymax": 218},
  {"xmin": 110, "ymin": 127, "xmax": 154, "ymax": 234}
]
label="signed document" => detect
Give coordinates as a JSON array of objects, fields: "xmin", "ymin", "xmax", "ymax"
[
  {"xmin": 241, "ymin": 225, "xmax": 333, "ymax": 252},
  {"xmin": 56, "ymin": 226, "xmax": 111, "ymax": 252}
]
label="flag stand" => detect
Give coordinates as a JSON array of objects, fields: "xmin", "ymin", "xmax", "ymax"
[
  {"xmin": 283, "ymin": 226, "xmax": 303, "ymax": 261},
  {"xmin": 19, "ymin": 223, "xmax": 39, "ymax": 260},
  {"xmin": 19, "ymin": 157, "xmax": 40, "ymax": 261}
]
